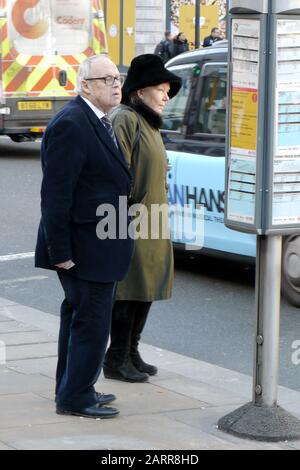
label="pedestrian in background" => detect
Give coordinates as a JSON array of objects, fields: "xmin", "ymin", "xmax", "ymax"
[
  {"xmin": 35, "ymin": 55, "xmax": 134, "ymax": 419},
  {"xmin": 104, "ymin": 54, "xmax": 182, "ymax": 383},
  {"xmin": 203, "ymin": 27, "xmax": 222, "ymax": 47},
  {"xmin": 154, "ymin": 31, "xmax": 173, "ymax": 63},
  {"xmin": 170, "ymin": 32, "xmax": 189, "ymax": 58}
]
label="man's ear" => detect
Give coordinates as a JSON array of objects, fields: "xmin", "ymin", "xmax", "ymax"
[
  {"xmin": 81, "ymin": 80, "xmax": 91, "ymax": 95},
  {"xmin": 137, "ymin": 89, "xmax": 143, "ymax": 99}
]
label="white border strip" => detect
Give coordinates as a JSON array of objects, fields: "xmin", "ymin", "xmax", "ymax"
[
  {"xmin": 0, "ymin": 252, "xmax": 34, "ymax": 262},
  {"xmin": 0, "ymin": 276, "xmax": 47, "ymax": 285}
]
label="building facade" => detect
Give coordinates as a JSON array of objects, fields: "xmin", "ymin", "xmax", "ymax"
[{"xmin": 135, "ymin": 0, "xmax": 166, "ymax": 55}]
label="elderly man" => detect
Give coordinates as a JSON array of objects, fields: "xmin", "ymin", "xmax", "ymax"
[{"xmin": 35, "ymin": 55, "xmax": 134, "ymax": 419}]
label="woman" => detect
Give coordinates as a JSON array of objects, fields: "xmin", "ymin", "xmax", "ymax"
[
  {"xmin": 104, "ymin": 54, "xmax": 182, "ymax": 382},
  {"xmin": 170, "ymin": 32, "xmax": 189, "ymax": 58}
]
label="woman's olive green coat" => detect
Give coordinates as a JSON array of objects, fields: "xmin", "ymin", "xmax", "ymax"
[{"xmin": 112, "ymin": 106, "xmax": 173, "ymax": 301}]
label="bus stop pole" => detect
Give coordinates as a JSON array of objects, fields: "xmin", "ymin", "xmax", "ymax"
[
  {"xmin": 218, "ymin": 234, "xmax": 300, "ymax": 441},
  {"xmin": 218, "ymin": 0, "xmax": 300, "ymax": 442},
  {"xmin": 254, "ymin": 235, "xmax": 282, "ymax": 407}
]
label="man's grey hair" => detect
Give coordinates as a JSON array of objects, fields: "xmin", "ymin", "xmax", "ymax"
[{"xmin": 76, "ymin": 54, "xmax": 109, "ymax": 94}]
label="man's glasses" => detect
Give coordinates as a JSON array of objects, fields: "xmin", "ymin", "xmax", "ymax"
[{"xmin": 84, "ymin": 75, "xmax": 125, "ymax": 86}]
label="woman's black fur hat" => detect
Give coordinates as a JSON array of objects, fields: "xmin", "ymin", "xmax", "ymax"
[{"xmin": 122, "ymin": 54, "xmax": 182, "ymax": 104}]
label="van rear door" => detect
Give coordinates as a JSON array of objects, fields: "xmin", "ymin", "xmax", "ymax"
[
  {"xmin": 1, "ymin": 0, "xmax": 106, "ymax": 138},
  {"xmin": 3, "ymin": 0, "xmax": 105, "ymax": 99}
]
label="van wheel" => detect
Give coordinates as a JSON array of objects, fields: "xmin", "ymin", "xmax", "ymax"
[{"xmin": 282, "ymin": 235, "xmax": 300, "ymax": 307}]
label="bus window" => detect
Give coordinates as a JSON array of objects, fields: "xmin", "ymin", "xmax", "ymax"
[
  {"xmin": 196, "ymin": 67, "xmax": 227, "ymax": 135},
  {"xmin": 162, "ymin": 63, "xmax": 195, "ymax": 131}
]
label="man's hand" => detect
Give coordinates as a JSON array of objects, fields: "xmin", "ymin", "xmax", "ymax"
[{"xmin": 55, "ymin": 260, "xmax": 75, "ymax": 270}]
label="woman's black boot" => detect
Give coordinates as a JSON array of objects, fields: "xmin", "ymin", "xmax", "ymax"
[
  {"xmin": 104, "ymin": 301, "xmax": 149, "ymax": 382},
  {"xmin": 130, "ymin": 302, "xmax": 158, "ymax": 376}
]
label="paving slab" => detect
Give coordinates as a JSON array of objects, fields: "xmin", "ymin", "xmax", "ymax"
[
  {"xmin": 0, "ymin": 315, "xmax": 13, "ymax": 323},
  {"xmin": 0, "ymin": 441, "xmax": 14, "ymax": 450},
  {"xmin": 140, "ymin": 344, "xmax": 253, "ymax": 399},
  {"xmin": 38, "ymin": 378, "xmax": 208, "ymax": 418},
  {"xmin": 152, "ymin": 373, "xmax": 246, "ymax": 407},
  {"xmin": 7, "ymin": 357, "xmax": 57, "ymax": 378},
  {"xmin": 0, "ymin": 393, "xmax": 73, "ymax": 430},
  {"xmin": 278, "ymin": 387, "xmax": 300, "ymax": 415},
  {"xmin": 156, "ymin": 359, "xmax": 252, "ymax": 399},
  {"xmin": 6, "ymin": 343, "xmax": 57, "ymax": 362},
  {"xmin": 0, "ymin": 369, "xmax": 54, "ymax": 396},
  {"xmin": 0, "ymin": 321, "xmax": 39, "ymax": 334},
  {"xmin": 0, "ymin": 298, "xmax": 18, "ymax": 308},
  {"xmin": 282, "ymin": 401, "xmax": 300, "ymax": 419},
  {"xmin": 0, "ymin": 413, "xmax": 279, "ymax": 451},
  {"xmin": 0, "ymin": 331, "xmax": 56, "ymax": 346},
  {"xmin": 164, "ymin": 405, "xmax": 295, "ymax": 449},
  {"xmin": 285, "ymin": 440, "xmax": 300, "ymax": 450},
  {"xmin": 0, "ymin": 302, "xmax": 59, "ymax": 336},
  {"xmin": 140, "ymin": 344, "xmax": 194, "ymax": 368}
]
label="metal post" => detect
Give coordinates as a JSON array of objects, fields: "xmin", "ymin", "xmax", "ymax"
[
  {"xmin": 103, "ymin": 0, "xmax": 107, "ymax": 23},
  {"xmin": 120, "ymin": 0, "xmax": 124, "ymax": 68},
  {"xmin": 254, "ymin": 235, "xmax": 282, "ymax": 407},
  {"xmin": 195, "ymin": 0, "xmax": 201, "ymax": 49},
  {"xmin": 219, "ymin": 234, "xmax": 300, "ymax": 440},
  {"xmin": 226, "ymin": 0, "xmax": 230, "ymax": 39},
  {"xmin": 165, "ymin": 0, "xmax": 171, "ymax": 32}
]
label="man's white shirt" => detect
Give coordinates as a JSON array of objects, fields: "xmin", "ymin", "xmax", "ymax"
[{"xmin": 80, "ymin": 96, "xmax": 105, "ymax": 121}]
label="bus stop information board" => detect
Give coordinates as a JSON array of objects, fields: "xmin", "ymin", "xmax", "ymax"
[
  {"xmin": 227, "ymin": 19, "xmax": 260, "ymax": 224},
  {"xmin": 225, "ymin": 0, "xmax": 300, "ymax": 235},
  {"xmin": 273, "ymin": 19, "xmax": 300, "ymax": 226}
]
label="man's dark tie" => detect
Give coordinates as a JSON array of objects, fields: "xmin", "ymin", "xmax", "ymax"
[{"xmin": 101, "ymin": 115, "xmax": 118, "ymax": 149}]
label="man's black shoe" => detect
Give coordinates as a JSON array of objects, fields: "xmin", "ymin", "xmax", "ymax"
[
  {"xmin": 55, "ymin": 392, "xmax": 116, "ymax": 405},
  {"xmin": 56, "ymin": 403, "xmax": 120, "ymax": 419},
  {"xmin": 96, "ymin": 392, "xmax": 116, "ymax": 405}
]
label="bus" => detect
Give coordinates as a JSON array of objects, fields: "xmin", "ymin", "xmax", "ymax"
[{"xmin": 0, "ymin": 0, "xmax": 107, "ymax": 142}]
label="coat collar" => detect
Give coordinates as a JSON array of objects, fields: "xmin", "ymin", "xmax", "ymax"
[
  {"xmin": 74, "ymin": 96, "xmax": 131, "ymax": 176},
  {"xmin": 125, "ymin": 99, "xmax": 163, "ymax": 130},
  {"xmin": 80, "ymin": 95, "xmax": 105, "ymax": 120}
]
